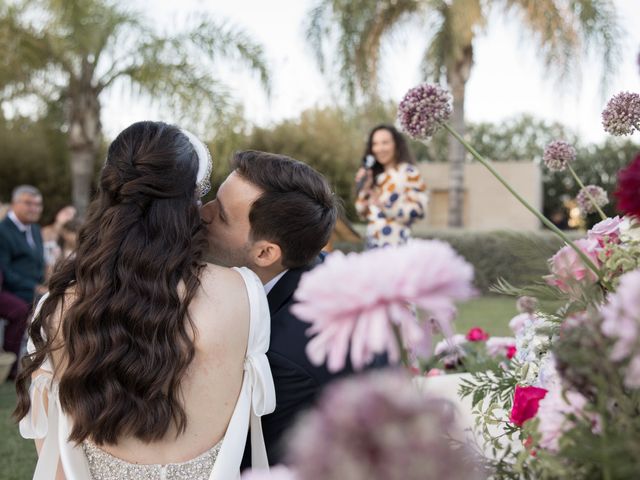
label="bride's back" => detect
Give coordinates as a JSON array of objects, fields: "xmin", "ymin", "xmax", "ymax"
[
  {"xmin": 15, "ymin": 121, "xmax": 253, "ymax": 470},
  {"xmin": 49, "ymin": 263, "xmax": 250, "ymax": 464}
]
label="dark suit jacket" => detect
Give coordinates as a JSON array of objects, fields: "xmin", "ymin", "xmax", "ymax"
[
  {"xmin": 0, "ymin": 216, "xmax": 44, "ymax": 304},
  {"xmin": 241, "ymin": 255, "xmax": 387, "ymax": 468}
]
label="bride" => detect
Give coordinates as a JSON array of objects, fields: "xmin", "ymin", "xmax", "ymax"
[{"xmin": 14, "ymin": 121, "xmax": 274, "ymax": 480}]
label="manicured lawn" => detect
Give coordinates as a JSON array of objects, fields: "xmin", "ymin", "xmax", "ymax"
[
  {"xmin": 456, "ymin": 295, "xmax": 517, "ymax": 337},
  {"xmin": 0, "ymin": 295, "xmax": 516, "ymax": 478},
  {"xmin": 0, "ymin": 382, "xmax": 37, "ymax": 480}
]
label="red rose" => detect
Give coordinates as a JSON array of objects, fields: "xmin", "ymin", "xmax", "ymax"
[
  {"xmin": 466, "ymin": 327, "xmax": 489, "ymax": 342},
  {"xmin": 509, "ymin": 385, "xmax": 548, "ymax": 426},
  {"xmin": 506, "ymin": 345, "xmax": 517, "ymax": 359},
  {"xmin": 614, "ymin": 152, "xmax": 640, "ymax": 218}
]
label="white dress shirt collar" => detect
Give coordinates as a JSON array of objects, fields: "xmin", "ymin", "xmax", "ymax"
[
  {"xmin": 263, "ymin": 269, "xmax": 288, "ymax": 295},
  {"xmin": 8, "ymin": 210, "xmax": 29, "ymax": 232}
]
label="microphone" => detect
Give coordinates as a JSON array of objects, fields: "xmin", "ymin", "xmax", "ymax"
[{"xmin": 356, "ymin": 155, "xmax": 376, "ymax": 193}]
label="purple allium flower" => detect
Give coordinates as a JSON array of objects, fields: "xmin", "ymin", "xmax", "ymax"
[
  {"xmin": 398, "ymin": 84, "xmax": 452, "ymax": 139},
  {"xmin": 602, "ymin": 91, "xmax": 640, "ymax": 136},
  {"xmin": 576, "ymin": 185, "xmax": 609, "ymax": 214},
  {"xmin": 287, "ymin": 370, "xmax": 479, "ymax": 480},
  {"xmin": 600, "ymin": 269, "xmax": 640, "ymax": 388},
  {"xmin": 516, "ymin": 296, "xmax": 538, "ymax": 314},
  {"xmin": 543, "ymin": 140, "xmax": 576, "ymax": 171}
]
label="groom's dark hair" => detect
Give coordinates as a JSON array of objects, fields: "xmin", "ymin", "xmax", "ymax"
[{"xmin": 232, "ymin": 150, "xmax": 338, "ymax": 268}]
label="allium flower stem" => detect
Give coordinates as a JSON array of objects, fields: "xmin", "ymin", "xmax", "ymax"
[
  {"xmin": 442, "ymin": 123, "xmax": 603, "ymax": 282},
  {"xmin": 567, "ymin": 164, "xmax": 607, "ymax": 220},
  {"xmin": 391, "ymin": 322, "xmax": 410, "ymax": 368}
]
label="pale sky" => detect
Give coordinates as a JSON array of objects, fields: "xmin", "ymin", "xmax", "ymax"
[{"xmin": 102, "ymin": 0, "xmax": 640, "ymax": 143}]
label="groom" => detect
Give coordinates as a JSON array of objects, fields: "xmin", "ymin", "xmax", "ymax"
[{"xmin": 202, "ymin": 150, "xmax": 383, "ymax": 465}]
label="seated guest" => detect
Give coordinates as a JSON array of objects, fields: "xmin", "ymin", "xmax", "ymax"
[{"xmin": 0, "ymin": 185, "xmax": 46, "ymax": 378}]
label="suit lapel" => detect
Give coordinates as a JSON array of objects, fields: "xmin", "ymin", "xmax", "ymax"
[
  {"xmin": 266, "ymin": 256, "xmax": 323, "ymax": 315},
  {"xmin": 267, "ymin": 268, "xmax": 304, "ymax": 315}
]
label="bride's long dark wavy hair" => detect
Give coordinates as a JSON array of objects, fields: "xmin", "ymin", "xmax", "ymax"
[{"xmin": 14, "ymin": 121, "xmax": 208, "ymax": 445}]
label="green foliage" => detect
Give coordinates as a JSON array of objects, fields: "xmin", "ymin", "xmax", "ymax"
[
  {"xmin": 417, "ymin": 229, "xmax": 576, "ymax": 293},
  {"xmin": 0, "ymin": 112, "xmax": 72, "ymax": 223},
  {"xmin": 243, "ymin": 103, "xmax": 397, "ymax": 219},
  {"xmin": 306, "ymin": 0, "xmax": 620, "ymax": 103},
  {"xmin": 0, "ymin": 383, "xmax": 37, "ymax": 480}
]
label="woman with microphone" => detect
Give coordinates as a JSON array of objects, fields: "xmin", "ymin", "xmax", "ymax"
[{"xmin": 355, "ymin": 124, "xmax": 428, "ymax": 249}]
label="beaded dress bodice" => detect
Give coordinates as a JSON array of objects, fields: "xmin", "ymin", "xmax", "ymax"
[{"xmin": 82, "ymin": 439, "xmax": 223, "ymax": 480}]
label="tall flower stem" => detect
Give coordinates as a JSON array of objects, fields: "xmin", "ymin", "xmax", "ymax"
[
  {"xmin": 442, "ymin": 123, "xmax": 603, "ymax": 282},
  {"xmin": 391, "ymin": 322, "xmax": 410, "ymax": 369},
  {"xmin": 566, "ymin": 164, "xmax": 608, "ymax": 221}
]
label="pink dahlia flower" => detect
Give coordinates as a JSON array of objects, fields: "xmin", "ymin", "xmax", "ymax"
[
  {"xmin": 292, "ymin": 240, "xmax": 475, "ymax": 372},
  {"xmin": 544, "ymin": 238, "xmax": 600, "ymax": 294}
]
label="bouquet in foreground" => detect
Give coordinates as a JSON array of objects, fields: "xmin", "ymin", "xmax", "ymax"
[{"xmin": 397, "ymin": 83, "xmax": 640, "ymax": 478}]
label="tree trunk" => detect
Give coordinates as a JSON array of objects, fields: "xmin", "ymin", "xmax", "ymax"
[
  {"xmin": 446, "ymin": 46, "xmax": 473, "ymax": 228},
  {"xmin": 67, "ymin": 82, "xmax": 101, "ymax": 218}
]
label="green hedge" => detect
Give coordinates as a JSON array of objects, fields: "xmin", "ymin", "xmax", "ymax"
[{"xmin": 333, "ymin": 228, "xmax": 583, "ymax": 293}]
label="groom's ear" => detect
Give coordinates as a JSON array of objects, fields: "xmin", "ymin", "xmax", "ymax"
[{"xmin": 251, "ymin": 240, "xmax": 282, "ymax": 268}]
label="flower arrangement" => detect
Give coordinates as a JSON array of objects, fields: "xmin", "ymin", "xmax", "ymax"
[
  {"xmin": 394, "ymin": 83, "xmax": 640, "ymax": 477},
  {"xmin": 243, "ymin": 84, "xmax": 640, "ymax": 479}
]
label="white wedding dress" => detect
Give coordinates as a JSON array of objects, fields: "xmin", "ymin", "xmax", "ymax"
[{"xmin": 19, "ymin": 267, "xmax": 276, "ymax": 480}]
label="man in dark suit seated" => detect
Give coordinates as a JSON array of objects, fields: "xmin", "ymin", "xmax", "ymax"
[
  {"xmin": 202, "ymin": 151, "xmax": 387, "ymax": 466},
  {"xmin": 0, "ymin": 185, "xmax": 46, "ymax": 379}
]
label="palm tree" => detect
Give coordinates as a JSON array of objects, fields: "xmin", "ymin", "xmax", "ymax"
[
  {"xmin": 0, "ymin": 0, "xmax": 270, "ymax": 215},
  {"xmin": 307, "ymin": 0, "xmax": 620, "ymax": 227}
]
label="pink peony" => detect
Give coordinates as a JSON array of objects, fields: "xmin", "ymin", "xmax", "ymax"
[
  {"xmin": 242, "ymin": 466, "xmax": 298, "ymax": 480},
  {"xmin": 544, "ymin": 238, "xmax": 600, "ymax": 294},
  {"xmin": 600, "ymin": 269, "xmax": 640, "ymax": 388},
  {"xmin": 536, "ymin": 387, "xmax": 591, "ymax": 452},
  {"xmin": 466, "ymin": 326, "xmax": 489, "ymax": 341},
  {"xmin": 486, "ymin": 337, "xmax": 517, "ymax": 358},
  {"xmin": 588, "ymin": 216, "xmax": 623, "ymax": 245},
  {"xmin": 506, "ymin": 345, "xmax": 517, "ymax": 360},
  {"xmin": 510, "ymin": 385, "xmax": 548, "ymax": 426},
  {"xmin": 292, "ymin": 240, "xmax": 475, "ymax": 372}
]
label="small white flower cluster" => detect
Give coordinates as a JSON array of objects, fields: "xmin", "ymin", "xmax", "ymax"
[{"xmin": 513, "ymin": 314, "xmax": 555, "ymax": 385}]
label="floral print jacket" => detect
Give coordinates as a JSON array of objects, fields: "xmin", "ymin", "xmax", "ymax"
[{"xmin": 355, "ymin": 163, "xmax": 428, "ymax": 248}]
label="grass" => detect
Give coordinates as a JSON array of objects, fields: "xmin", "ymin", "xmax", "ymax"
[
  {"xmin": 0, "ymin": 296, "xmax": 515, "ymax": 478},
  {"xmin": 456, "ymin": 295, "xmax": 517, "ymax": 337},
  {"xmin": 0, "ymin": 382, "xmax": 37, "ymax": 480}
]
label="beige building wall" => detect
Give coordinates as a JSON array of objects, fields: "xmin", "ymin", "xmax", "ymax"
[{"xmin": 415, "ymin": 161, "xmax": 542, "ymax": 231}]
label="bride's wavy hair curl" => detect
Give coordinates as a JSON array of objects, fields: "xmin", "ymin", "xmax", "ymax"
[{"xmin": 14, "ymin": 121, "xmax": 208, "ymax": 445}]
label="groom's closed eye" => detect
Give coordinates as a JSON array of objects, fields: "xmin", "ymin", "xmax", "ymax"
[{"xmin": 216, "ymin": 199, "xmax": 228, "ymax": 224}]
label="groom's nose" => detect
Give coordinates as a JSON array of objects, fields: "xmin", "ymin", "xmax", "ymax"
[{"xmin": 200, "ymin": 200, "xmax": 215, "ymax": 222}]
